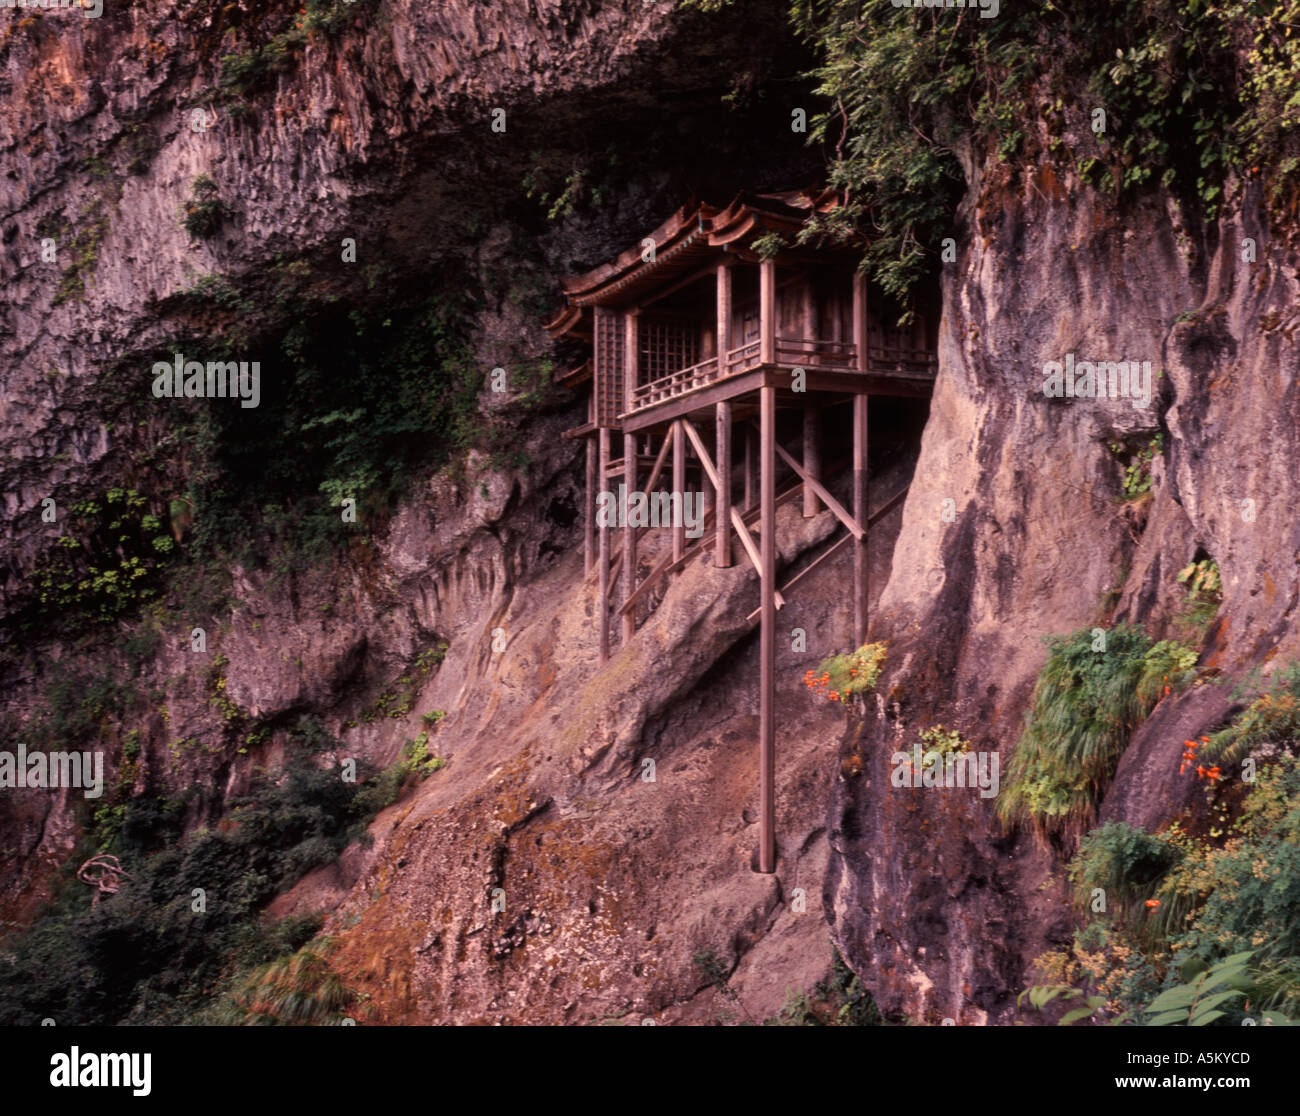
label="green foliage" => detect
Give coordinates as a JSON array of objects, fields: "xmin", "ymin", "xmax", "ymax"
[
  {"xmin": 0, "ymin": 717, "xmax": 399, "ymax": 1025},
  {"xmin": 919, "ymin": 724, "xmax": 971, "ymax": 757},
  {"xmin": 25, "ymin": 488, "xmax": 177, "ymax": 628},
  {"xmin": 178, "ymin": 275, "xmax": 483, "ymax": 568},
  {"xmin": 790, "ymin": 1, "xmax": 1300, "ymax": 309},
  {"xmin": 181, "ymin": 174, "xmax": 230, "ymax": 239},
  {"xmin": 1178, "ymin": 557, "xmax": 1222, "ymax": 602},
  {"xmin": 1031, "ymin": 756, "xmax": 1300, "ymax": 1024},
  {"xmin": 814, "ymin": 642, "xmax": 887, "ymax": 697},
  {"xmin": 51, "ymin": 207, "xmax": 107, "ymax": 307},
  {"xmin": 1071, "ymin": 820, "xmax": 1183, "ymax": 929},
  {"xmin": 1110, "ymin": 434, "xmax": 1163, "ymax": 501},
  {"xmin": 1144, "ymin": 951, "xmax": 1254, "ymax": 1026},
  {"xmin": 1136, "ymin": 639, "xmax": 1200, "ymax": 709},
  {"xmin": 212, "ymin": 937, "xmax": 355, "ymax": 1025},
  {"xmin": 219, "ymin": 0, "xmax": 375, "ymax": 98},
  {"xmin": 1201, "ymin": 662, "xmax": 1300, "ymax": 767},
  {"xmin": 765, "ymin": 950, "xmax": 884, "ymax": 1026},
  {"xmin": 352, "ymin": 732, "xmax": 446, "ymax": 817},
  {"xmin": 750, "ymin": 231, "xmax": 789, "ymax": 259},
  {"xmin": 998, "ymin": 625, "xmax": 1159, "ymax": 836}
]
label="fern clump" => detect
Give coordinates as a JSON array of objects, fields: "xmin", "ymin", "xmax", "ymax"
[
  {"xmin": 998, "ymin": 625, "xmax": 1158, "ymax": 838},
  {"xmin": 1201, "ymin": 662, "xmax": 1300, "ymax": 768}
]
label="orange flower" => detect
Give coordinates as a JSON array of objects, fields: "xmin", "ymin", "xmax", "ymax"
[
  {"xmin": 829, "ymin": 691, "xmax": 840, "ymax": 702},
  {"xmin": 1145, "ymin": 899, "xmax": 1161, "ymax": 909}
]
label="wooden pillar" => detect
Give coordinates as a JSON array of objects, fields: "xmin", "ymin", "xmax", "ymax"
[
  {"xmin": 852, "ymin": 269, "xmax": 869, "ymax": 373},
  {"xmin": 743, "ymin": 424, "xmax": 756, "ymax": 511},
  {"xmin": 715, "ymin": 401, "xmax": 732, "ymax": 567},
  {"xmin": 717, "ymin": 262, "xmax": 732, "ymax": 378},
  {"xmin": 802, "ymin": 404, "xmax": 820, "ymax": 518},
  {"xmin": 584, "ymin": 393, "xmax": 596, "ymax": 575},
  {"xmin": 622, "ymin": 431, "xmax": 637, "ymax": 643},
  {"xmin": 759, "ymin": 259, "xmax": 776, "ymax": 366},
  {"xmin": 622, "ymin": 313, "xmax": 639, "ymax": 644},
  {"xmin": 800, "ymin": 274, "xmax": 816, "ymax": 351},
  {"xmin": 598, "ymin": 426, "xmax": 611, "ymax": 661},
  {"xmin": 853, "ymin": 394, "xmax": 868, "ymax": 647},
  {"xmin": 758, "ymin": 385, "xmax": 777, "ymax": 874},
  {"xmin": 672, "ymin": 419, "xmax": 686, "ymax": 563}
]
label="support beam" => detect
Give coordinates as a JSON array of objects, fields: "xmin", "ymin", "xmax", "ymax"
[
  {"xmin": 758, "ymin": 384, "xmax": 777, "ymax": 874},
  {"xmin": 584, "ymin": 394, "xmax": 596, "ymax": 575},
  {"xmin": 802, "ymin": 403, "xmax": 821, "ymax": 517},
  {"xmin": 672, "ymin": 419, "xmax": 686, "ymax": 563},
  {"xmin": 717, "ymin": 262, "xmax": 732, "ymax": 380},
  {"xmin": 715, "ymin": 401, "xmax": 732, "ymax": 567},
  {"xmin": 759, "ymin": 258, "xmax": 776, "ymax": 366},
  {"xmin": 770, "ymin": 437, "xmax": 863, "ymax": 539},
  {"xmin": 853, "ymin": 394, "xmax": 869, "ymax": 647},
  {"xmin": 853, "ymin": 269, "xmax": 869, "ymax": 373},
  {"xmin": 622, "ymin": 431, "xmax": 637, "ymax": 643},
  {"xmin": 743, "ymin": 424, "xmax": 756, "ymax": 511},
  {"xmin": 598, "ymin": 427, "xmax": 611, "ymax": 662}
]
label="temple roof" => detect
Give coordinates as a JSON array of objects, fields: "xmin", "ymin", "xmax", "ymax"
[{"xmin": 544, "ymin": 188, "xmax": 841, "ymax": 339}]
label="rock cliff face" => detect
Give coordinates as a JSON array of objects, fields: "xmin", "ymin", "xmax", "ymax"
[
  {"xmin": 3, "ymin": 2, "xmax": 1298, "ymax": 1025},
  {"xmin": 825, "ymin": 158, "xmax": 1300, "ymax": 1022}
]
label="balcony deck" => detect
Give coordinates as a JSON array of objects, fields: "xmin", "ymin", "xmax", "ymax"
[{"xmin": 620, "ymin": 336, "xmax": 937, "ymax": 430}]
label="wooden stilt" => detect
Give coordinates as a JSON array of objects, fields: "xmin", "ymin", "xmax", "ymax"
[
  {"xmin": 852, "ymin": 270, "xmax": 870, "ymax": 646},
  {"xmin": 584, "ymin": 395, "xmax": 596, "ymax": 575},
  {"xmin": 672, "ymin": 419, "xmax": 685, "ymax": 563},
  {"xmin": 758, "ymin": 385, "xmax": 777, "ymax": 874},
  {"xmin": 622, "ymin": 431, "xmax": 637, "ymax": 643},
  {"xmin": 598, "ymin": 426, "xmax": 611, "ymax": 662},
  {"xmin": 759, "ymin": 259, "xmax": 776, "ymax": 366},
  {"xmin": 802, "ymin": 403, "xmax": 820, "ymax": 518},
  {"xmin": 852, "ymin": 394, "xmax": 868, "ymax": 648},
  {"xmin": 621, "ymin": 311, "xmax": 639, "ymax": 644},
  {"xmin": 715, "ymin": 400, "xmax": 732, "ymax": 568},
  {"xmin": 744, "ymin": 425, "xmax": 755, "ymax": 511}
]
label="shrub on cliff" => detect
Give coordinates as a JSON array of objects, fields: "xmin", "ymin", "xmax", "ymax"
[{"xmin": 998, "ymin": 626, "xmax": 1198, "ymax": 838}]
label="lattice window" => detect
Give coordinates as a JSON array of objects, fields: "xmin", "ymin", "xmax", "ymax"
[
  {"xmin": 594, "ymin": 309, "xmax": 625, "ymax": 427},
  {"xmin": 638, "ymin": 317, "xmax": 698, "ymax": 386}
]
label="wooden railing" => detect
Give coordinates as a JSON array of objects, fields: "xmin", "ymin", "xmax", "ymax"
[
  {"xmin": 775, "ymin": 337, "xmax": 857, "ymax": 369},
  {"xmin": 868, "ymin": 345, "xmax": 938, "ymax": 375},
  {"xmin": 624, "ymin": 337, "xmax": 937, "ymax": 415},
  {"xmin": 728, "ymin": 339, "xmax": 762, "ymax": 373},
  {"xmin": 629, "ymin": 356, "xmax": 721, "ymax": 410}
]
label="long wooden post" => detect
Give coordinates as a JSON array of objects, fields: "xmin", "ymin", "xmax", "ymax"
[
  {"xmin": 852, "ymin": 269, "xmax": 869, "ymax": 374},
  {"xmin": 623, "ymin": 313, "xmax": 639, "ymax": 644},
  {"xmin": 715, "ymin": 401, "xmax": 732, "ymax": 567},
  {"xmin": 758, "ymin": 384, "xmax": 777, "ymax": 874},
  {"xmin": 852, "ymin": 271, "xmax": 870, "ymax": 645},
  {"xmin": 584, "ymin": 393, "xmax": 596, "ymax": 574},
  {"xmin": 743, "ymin": 425, "xmax": 755, "ymax": 511},
  {"xmin": 717, "ymin": 261, "xmax": 732, "ymax": 378},
  {"xmin": 852, "ymin": 395, "xmax": 868, "ymax": 647},
  {"xmin": 598, "ymin": 426, "xmax": 611, "ymax": 661},
  {"xmin": 672, "ymin": 419, "xmax": 686, "ymax": 563},
  {"xmin": 802, "ymin": 404, "xmax": 820, "ymax": 518},
  {"xmin": 759, "ymin": 259, "xmax": 776, "ymax": 366}
]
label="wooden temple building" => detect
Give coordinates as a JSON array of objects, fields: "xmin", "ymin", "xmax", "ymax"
[{"xmin": 544, "ymin": 190, "xmax": 938, "ymax": 873}]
